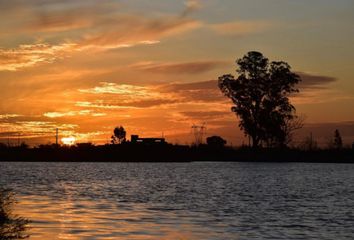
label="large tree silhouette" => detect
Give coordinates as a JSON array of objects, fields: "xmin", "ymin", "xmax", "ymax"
[{"xmin": 218, "ymin": 51, "xmax": 301, "ymax": 148}]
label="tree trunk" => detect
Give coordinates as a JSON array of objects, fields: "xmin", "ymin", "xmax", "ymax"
[{"xmin": 252, "ymin": 136, "xmax": 259, "ymax": 149}]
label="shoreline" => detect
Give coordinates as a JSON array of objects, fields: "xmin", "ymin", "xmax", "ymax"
[{"xmin": 1, "ymin": 144, "xmax": 353, "ymax": 163}]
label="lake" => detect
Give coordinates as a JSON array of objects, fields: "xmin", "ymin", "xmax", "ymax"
[{"xmin": 1, "ymin": 162, "xmax": 354, "ymax": 239}]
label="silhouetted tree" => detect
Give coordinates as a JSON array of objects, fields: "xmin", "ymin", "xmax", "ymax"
[
  {"xmin": 218, "ymin": 51, "xmax": 301, "ymax": 148},
  {"xmin": 206, "ymin": 136, "xmax": 227, "ymax": 148},
  {"xmin": 334, "ymin": 129, "xmax": 343, "ymax": 149},
  {"xmin": 111, "ymin": 126, "xmax": 126, "ymax": 144}
]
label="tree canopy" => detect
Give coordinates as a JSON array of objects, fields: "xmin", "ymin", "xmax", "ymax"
[
  {"xmin": 218, "ymin": 51, "xmax": 301, "ymax": 148},
  {"xmin": 111, "ymin": 126, "xmax": 126, "ymax": 144},
  {"xmin": 206, "ymin": 136, "xmax": 227, "ymax": 148}
]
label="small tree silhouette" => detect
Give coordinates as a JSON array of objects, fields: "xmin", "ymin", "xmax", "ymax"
[
  {"xmin": 206, "ymin": 136, "xmax": 227, "ymax": 148},
  {"xmin": 334, "ymin": 129, "xmax": 343, "ymax": 149},
  {"xmin": 111, "ymin": 126, "xmax": 126, "ymax": 144}
]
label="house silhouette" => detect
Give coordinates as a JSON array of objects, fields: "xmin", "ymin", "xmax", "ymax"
[{"xmin": 130, "ymin": 135, "xmax": 166, "ymax": 145}]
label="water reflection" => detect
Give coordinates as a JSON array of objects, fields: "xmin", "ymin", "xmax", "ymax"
[
  {"xmin": 2, "ymin": 162, "xmax": 354, "ymax": 239},
  {"xmin": 0, "ymin": 188, "xmax": 29, "ymax": 239},
  {"xmin": 15, "ymin": 195, "xmax": 215, "ymax": 240}
]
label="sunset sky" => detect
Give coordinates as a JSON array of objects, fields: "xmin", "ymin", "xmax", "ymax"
[{"xmin": 0, "ymin": 0, "xmax": 353, "ymax": 146}]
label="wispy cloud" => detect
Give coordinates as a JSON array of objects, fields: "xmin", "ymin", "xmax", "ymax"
[
  {"xmin": 131, "ymin": 60, "xmax": 226, "ymax": 74},
  {"xmin": 297, "ymin": 72, "xmax": 337, "ymax": 89},
  {"xmin": 210, "ymin": 20, "xmax": 273, "ymax": 36},
  {"xmin": 0, "ymin": 120, "xmax": 77, "ymax": 139},
  {"xmin": 75, "ymin": 80, "xmax": 224, "ymax": 111},
  {"xmin": 78, "ymin": 82, "xmax": 160, "ymax": 98},
  {"xmin": 182, "ymin": 0, "xmax": 202, "ymax": 17},
  {"xmin": 0, "ymin": 1, "xmax": 202, "ymax": 71},
  {"xmin": 179, "ymin": 111, "xmax": 230, "ymax": 120},
  {"xmin": 43, "ymin": 110, "xmax": 106, "ymax": 118},
  {"xmin": 79, "ymin": 16, "xmax": 201, "ymax": 50},
  {"xmin": 0, "ymin": 43, "xmax": 75, "ymax": 71},
  {"xmin": 75, "ymin": 101, "xmax": 131, "ymax": 110},
  {"xmin": 0, "ymin": 114, "xmax": 22, "ymax": 119}
]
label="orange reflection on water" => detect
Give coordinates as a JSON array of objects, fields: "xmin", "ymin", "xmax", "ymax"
[{"xmin": 14, "ymin": 195, "xmax": 225, "ymax": 240}]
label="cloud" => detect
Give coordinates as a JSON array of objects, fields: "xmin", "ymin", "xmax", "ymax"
[
  {"xmin": 75, "ymin": 101, "xmax": 132, "ymax": 110},
  {"xmin": 24, "ymin": 2, "xmax": 111, "ymax": 33},
  {"xmin": 123, "ymin": 99, "xmax": 179, "ymax": 108},
  {"xmin": 179, "ymin": 111, "xmax": 230, "ymax": 120},
  {"xmin": 159, "ymin": 80, "xmax": 225, "ymax": 102},
  {"xmin": 0, "ymin": 119, "xmax": 77, "ymax": 140},
  {"xmin": 78, "ymin": 82, "xmax": 162, "ymax": 101},
  {"xmin": 79, "ymin": 16, "xmax": 201, "ymax": 50},
  {"xmin": 297, "ymin": 72, "xmax": 337, "ymax": 89},
  {"xmin": 0, "ymin": 1, "xmax": 202, "ymax": 71},
  {"xmin": 43, "ymin": 110, "xmax": 106, "ymax": 118},
  {"xmin": 290, "ymin": 72, "xmax": 344, "ymax": 104},
  {"xmin": 162, "ymin": 80, "xmax": 218, "ymax": 91},
  {"xmin": 0, "ymin": 114, "xmax": 22, "ymax": 119},
  {"xmin": 210, "ymin": 21, "xmax": 273, "ymax": 36},
  {"xmin": 28, "ymin": 16, "xmax": 92, "ymax": 33},
  {"xmin": 132, "ymin": 60, "xmax": 226, "ymax": 74},
  {"xmin": 0, "ymin": 111, "xmax": 104, "ymax": 145},
  {"xmin": 76, "ymin": 80, "xmax": 224, "ymax": 111},
  {"xmin": 76, "ymin": 82, "xmax": 178, "ymax": 109},
  {"xmin": 182, "ymin": 0, "xmax": 202, "ymax": 17},
  {"xmin": 0, "ymin": 43, "xmax": 76, "ymax": 71},
  {"xmin": 75, "ymin": 99, "xmax": 178, "ymax": 109},
  {"xmin": 1, "ymin": 1, "xmax": 119, "ymax": 32}
]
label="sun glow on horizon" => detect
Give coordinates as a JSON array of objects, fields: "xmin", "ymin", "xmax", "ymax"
[{"xmin": 61, "ymin": 136, "xmax": 76, "ymax": 146}]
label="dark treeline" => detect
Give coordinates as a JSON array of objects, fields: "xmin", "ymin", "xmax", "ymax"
[{"xmin": 0, "ymin": 142, "xmax": 353, "ymax": 163}]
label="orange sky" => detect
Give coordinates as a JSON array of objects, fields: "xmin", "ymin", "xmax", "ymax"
[{"xmin": 0, "ymin": 0, "xmax": 353, "ymax": 146}]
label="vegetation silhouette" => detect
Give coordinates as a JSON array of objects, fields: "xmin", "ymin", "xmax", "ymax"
[
  {"xmin": 0, "ymin": 134, "xmax": 353, "ymax": 163},
  {"xmin": 0, "ymin": 189, "xmax": 29, "ymax": 239},
  {"xmin": 219, "ymin": 51, "xmax": 301, "ymax": 148},
  {"xmin": 206, "ymin": 136, "xmax": 227, "ymax": 148},
  {"xmin": 111, "ymin": 126, "xmax": 126, "ymax": 144},
  {"xmin": 334, "ymin": 129, "xmax": 343, "ymax": 149}
]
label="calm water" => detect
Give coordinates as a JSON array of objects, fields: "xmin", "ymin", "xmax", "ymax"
[{"xmin": 1, "ymin": 162, "xmax": 354, "ymax": 239}]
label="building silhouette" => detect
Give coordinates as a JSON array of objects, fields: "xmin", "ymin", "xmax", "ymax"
[{"xmin": 130, "ymin": 135, "xmax": 166, "ymax": 145}]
